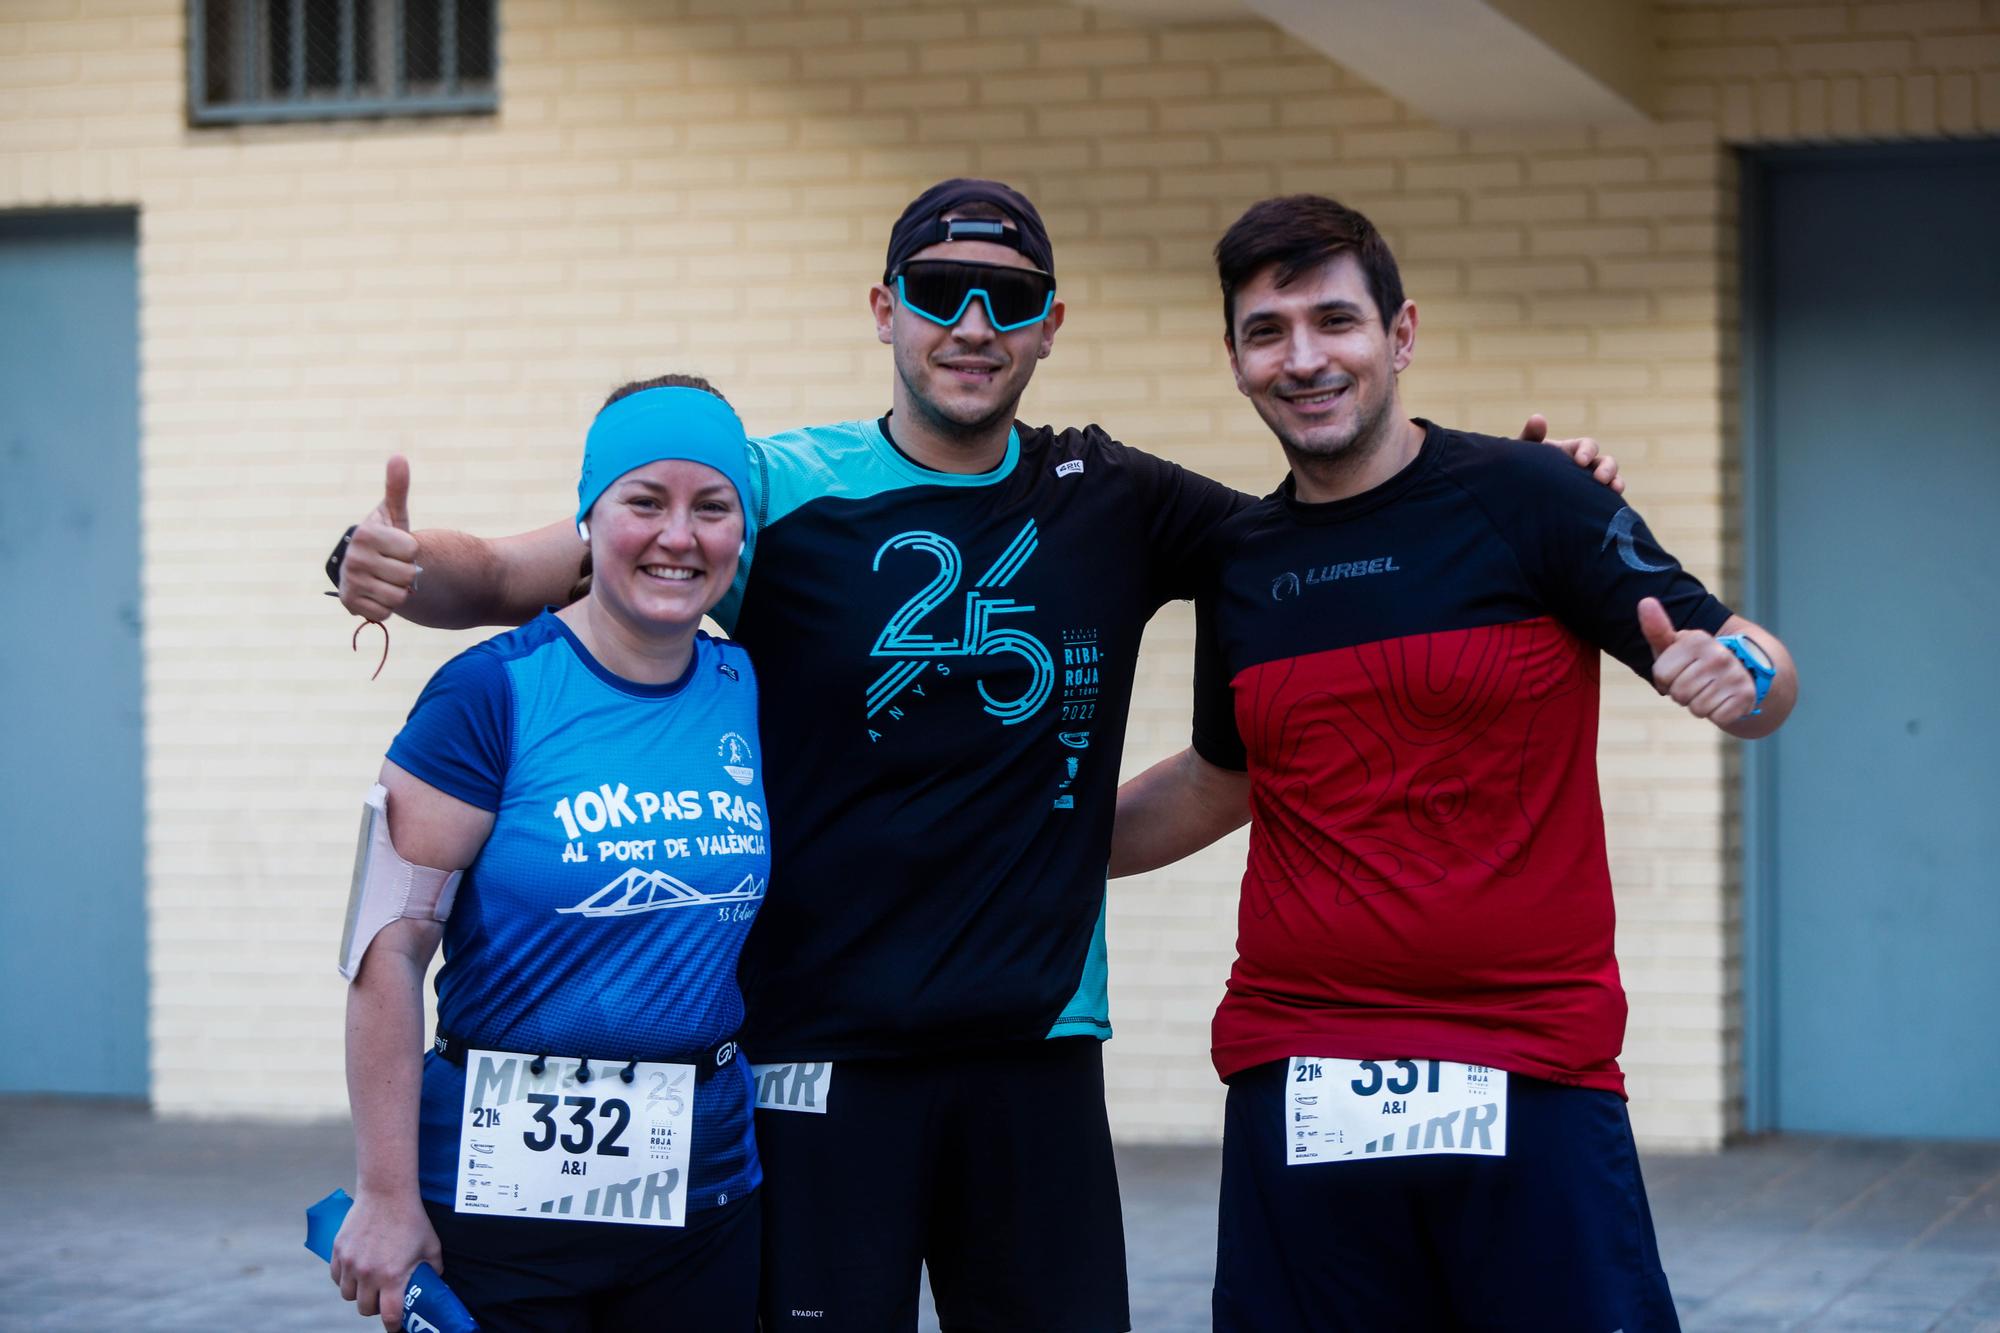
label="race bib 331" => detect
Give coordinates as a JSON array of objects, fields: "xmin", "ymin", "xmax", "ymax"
[{"xmin": 1284, "ymin": 1056, "xmax": 1507, "ymax": 1166}]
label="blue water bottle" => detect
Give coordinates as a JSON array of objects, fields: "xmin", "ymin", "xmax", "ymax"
[{"xmin": 305, "ymin": 1188, "xmax": 480, "ymax": 1332}]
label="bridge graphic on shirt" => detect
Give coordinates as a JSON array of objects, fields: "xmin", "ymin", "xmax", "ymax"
[{"xmin": 556, "ymin": 869, "xmax": 767, "ymax": 918}]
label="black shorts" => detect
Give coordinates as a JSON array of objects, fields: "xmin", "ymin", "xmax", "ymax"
[
  {"xmin": 754, "ymin": 1037, "xmax": 1129, "ymax": 1332},
  {"xmin": 421, "ymin": 1190, "xmax": 758, "ymax": 1333},
  {"xmin": 1214, "ymin": 1060, "xmax": 1680, "ymax": 1332}
]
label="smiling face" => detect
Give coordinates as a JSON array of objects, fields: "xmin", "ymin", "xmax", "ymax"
[
  {"xmin": 1226, "ymin": 250, "xmax": 1416, "ymax": 471},
  {"xmin": 585, "ymin": 458, "xmax": 743, "ymax": 633},
  {"xmin": 871, "ymin": 234, "xmax": 1065, "ymax": 446}
]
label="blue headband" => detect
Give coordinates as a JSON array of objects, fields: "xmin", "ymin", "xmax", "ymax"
[{"xmin": 577, "ymin": 387, "xmax": 751, "ymax": 531}]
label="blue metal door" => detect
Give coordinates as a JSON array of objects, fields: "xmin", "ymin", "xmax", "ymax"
[
  {"xmin": 0, "ymin": 211, "xmax": 147, "ymax": 1096},
  {"xmin": 1755, "ymin": 146, "xmax": 2000, "ymax": 1138}
]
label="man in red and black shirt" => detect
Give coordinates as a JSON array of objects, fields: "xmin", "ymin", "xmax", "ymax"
[{"xmin": 1114, "ymin": 195, "xmax": 1797, "ymax": 1333}]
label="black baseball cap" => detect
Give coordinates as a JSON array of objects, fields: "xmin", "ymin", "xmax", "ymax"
[{"xmin": 883, "ymin": 178, "xmax": 1055, "ymax": 282}]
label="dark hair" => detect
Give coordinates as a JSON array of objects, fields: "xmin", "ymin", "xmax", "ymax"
[
  {"xmin": 570, "ymin": 372, "xmax": 733, "ymax": 603},
  {"xmin": 1214, "ymin": 195, "xmax": 1405, "ymax": 339},
  {"xmin": 601, "ymin": 372, "xmax": 729, "ymax": 412}
]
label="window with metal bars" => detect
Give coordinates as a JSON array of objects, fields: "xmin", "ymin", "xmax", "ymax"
[{"xmin": 189, "ymin": 0, "xmax": 496, "ymax": 125}]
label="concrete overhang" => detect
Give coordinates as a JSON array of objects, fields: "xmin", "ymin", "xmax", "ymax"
[{"xmin": 1070, "ymin": 0, "xmax": 1656, "ymax": 127}]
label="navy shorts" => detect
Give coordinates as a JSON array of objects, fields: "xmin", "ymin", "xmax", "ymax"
[
  {"xmin": 754, "ymin": 1037, "xmax": 1129, "ymax": 1332},
  {"xmin": 1214, "ymin": 1060, "xmax": 1680, "ymax": 1333},
  {"xmin": 421, "ymin": 1190, "xmax": 758, "ymax": 1333}
]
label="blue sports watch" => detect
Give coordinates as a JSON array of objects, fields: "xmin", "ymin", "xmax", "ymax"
[{"xmin": 1715, "ymin": 633, "xmax": 1776, "ymax": 715}]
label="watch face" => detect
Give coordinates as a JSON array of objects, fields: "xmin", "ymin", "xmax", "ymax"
[{"xmin": 1733, "ymin": 636, "xmax": 1775, "ymax": 671}]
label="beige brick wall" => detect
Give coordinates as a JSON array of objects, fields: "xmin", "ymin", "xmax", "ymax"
[{"xmin": 5, "ymin": 0, "xmax": 1995, "ymax": 1143}]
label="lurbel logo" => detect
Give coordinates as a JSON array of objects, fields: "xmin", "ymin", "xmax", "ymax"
[
  {"xmin": 1271, "ymin": 556, "xmax": 1401, "ymax": 601},
  {"xmin": 718, "ymin": 732, "xmax": 755, "ymax": 786},
  {"xmin": 1055, "ymin": 459, "xmax": 1083, "ymax": 478}
]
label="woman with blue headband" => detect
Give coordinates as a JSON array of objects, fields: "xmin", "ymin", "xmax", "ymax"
[{"xmin": 332, "ymin": 376, "xmax": 767, "ymax": 1331}]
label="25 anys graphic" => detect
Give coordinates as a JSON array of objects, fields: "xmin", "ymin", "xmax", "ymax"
[{"xmin": 865, "ymin": 521, "xmax": 1055, "ymax": 729}]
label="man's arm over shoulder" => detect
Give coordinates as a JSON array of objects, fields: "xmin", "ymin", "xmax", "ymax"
[
  {"xmin": 335, "ymin": 455, "xmax": 582, "ymax": 629},
  {"xmin": 1516, "ymin": 413, "xmax": 1625, "ymax": 495},
  {"xmin": 1111, "ymin": 583, "xmax": 1255, "ymax": 876},
  {"xmin": 1112, "ymin": 747, "xmax": 1250, "ymax": 877}
]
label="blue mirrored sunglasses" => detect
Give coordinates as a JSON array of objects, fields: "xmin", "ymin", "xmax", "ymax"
[{"xmin": 894, "ymin": 259, "xmax": 1056, "ymax": 333}]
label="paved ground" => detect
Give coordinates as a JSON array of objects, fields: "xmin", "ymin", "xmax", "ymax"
[{"xmin": 1, "ymin": 1098, "xmax": 1995, "ymax": 1331}]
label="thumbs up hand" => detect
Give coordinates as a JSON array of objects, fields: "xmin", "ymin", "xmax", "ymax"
[
  {"xmin": 339, "ymin": 455, "xmax": 424, "ymax": 623},
  {"xmin": 380, "ymin": 453, "xmax": 412, "ymax": 533},
  {"xmin": 1638, "ymin": 596, "xmax": 1758, "ymax": 728}
]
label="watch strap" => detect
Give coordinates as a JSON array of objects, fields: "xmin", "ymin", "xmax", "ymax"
[
  {"xmin": 326, "ymin": 524, "xmax": 359, "ymax": 589},
  {"xmin": 1715, "ymin": 633, "xmax": 1774, "ymax": 714}
]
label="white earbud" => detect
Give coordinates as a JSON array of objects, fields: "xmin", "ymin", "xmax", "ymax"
[{"xmin": 577, "ymin": 520, "xmax": 590, "ymax": 542}]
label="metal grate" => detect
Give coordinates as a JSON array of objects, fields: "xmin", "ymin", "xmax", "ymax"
[{"xmin": 189, "ymin": 0, "xmax": 496, "ymax": 125}]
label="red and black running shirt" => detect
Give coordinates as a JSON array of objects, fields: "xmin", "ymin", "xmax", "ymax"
[{"xmin": 1192, "ymin": 421, "xmax": 1732, "ymax": 1095}]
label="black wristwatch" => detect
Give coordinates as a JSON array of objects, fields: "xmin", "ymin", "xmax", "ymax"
[{"xmin": 326, "ymin": 525, "xmax": 359, "ymax": 589}]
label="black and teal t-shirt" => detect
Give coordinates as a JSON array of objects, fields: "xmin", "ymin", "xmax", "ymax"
[{"xmin": 715, "ymin": 416, "xmax": 1248, "ymax": 1062}]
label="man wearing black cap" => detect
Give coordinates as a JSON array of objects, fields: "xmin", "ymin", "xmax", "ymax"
[{"xmin": 330, "ymin": 178, "xmax": 1621, "ymax": 1332}]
